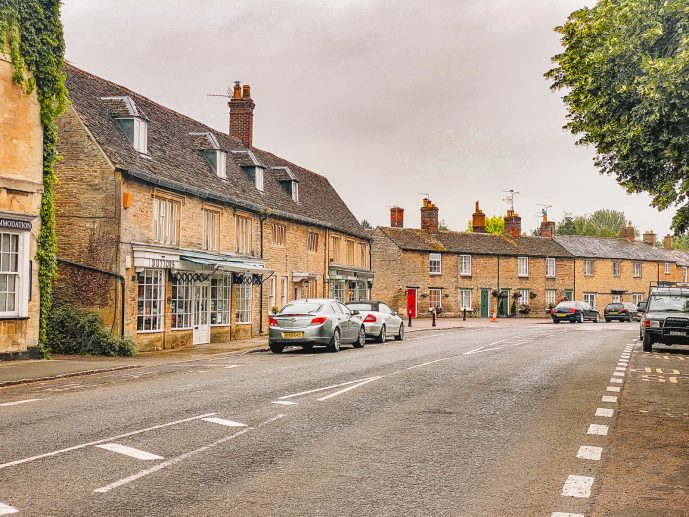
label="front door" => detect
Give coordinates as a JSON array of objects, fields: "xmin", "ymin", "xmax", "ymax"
[
  {"xmin": 192, "ymin": 282, "xmax": 210, "ymax": 345},
  {"xmin": 481, "ymin": 289, "xmax": 490, "ymax": 318},
  {"xmin": 565, "ymin": 289, "xmax": 574, "ymax": 301},
  {"xmin": 406, "ymin": 288, "xmax": 417, "ymax": 319},
  {"xmin": 499, "ymin": 288, "xmax": 510, "ymax": 316}
]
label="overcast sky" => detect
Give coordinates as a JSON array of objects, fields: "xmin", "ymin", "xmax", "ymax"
[{"xmin": 61, "ymin": 0, "xmax": 674, "ymax": 236}]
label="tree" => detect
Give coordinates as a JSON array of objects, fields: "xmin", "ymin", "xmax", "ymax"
[
  {"xmin": 556, "ymin": 209, "xmax": 633, "ymax": 237},
  {"xmin": 360, "ymin": 219, "xmax": 372, "ymax": 229},
  {"xmin": 438, "ymin": 219, "xmax": 450, "ymax": 231},
  {"xmin": 466, "ymin": 215, "xmax": 504, "ymax": 234},
  {"xmin": 546, "ymin": 0, "xmax": 689, "ymax": 233},
  {"xmin": 556, "ymin": 216, "xmax": 577, "ymax": 236}
]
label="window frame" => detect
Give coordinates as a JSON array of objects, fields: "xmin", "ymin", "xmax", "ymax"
[
  {"xmin": 271, "ymin": 223, "xmax": 286, "ymax": 247},
  {"xmin": 280, "ymin": 276, "xmax": 288, "ymax": 308},
  {"xmin": 429, "ymin": 253, "xmax": 442, "ymax": 275},
  {"xmin": 235, "ymin": 282, "xmax": 253, "ymax": 325},
  {"xmin": 665, "ymin": 262, "xmax": 671, "ymax": 275},
  {"xmin": 459, "ymin": 289, "xmax": 472, "ymax": 310},
  {"xmin": 632, "ymin": 293, "xmax": 643, "ymax": 305},
  {"xmin": 545, "ymin": 289, "xmax": 556, "ymax": 307},
  {"xmin": 115, "ymin": 117, "xmax": 148, "ymax": 154},
  {"xmin": 211, "ymin": 274, "xmax": 232, "ymax": 326},
  {"xmin": 518, "ymin": 289, "xmax": 529, "ymax": 306},
  {"xmin": 331, "ymin": 280, "xmax": 345, "ymax": 302},
  {"xmin": 517, "ymin": 256, "xmax": 529, "ymax": 278},
  {"xmin": 153, "ymin": 195, "xmax": 181, "ymax": 246},
  {"xmin": 460, "ymin": 255, "xmax": 472, "ymax": 277},
  {"xmin": 613, "ymin": 260, "xmax": 621, "ymax": 277},
  {"xmin": 171, "ymin": 278, "xmax": 193, "ymax": 330},
  {"xmin": 235, "ymin": 215, "xmax": 252, "ymax": 255},
  {"xmin": 429, "ymin": 288, "xmax": 443, "ymax": 309},
  {"xmin": 307, "ymin": 232, "xmax": 319, "ymax": 253},
  {"xmin": 137, "ymin": 269, "xmax": 165, "ymax": 333},
  {"xmin": 346, "ymin": 240, "xmax": 355, "ymax": 265},
  {"xmin": 202, "ymin": 208, "xmax": 220, "ymax": 251},
  {"xmin": 633, "ymin": 262, "xmax": 642, "ymax": 277},
  {"xmin": 0, "ymin": 231, "xmax": 27, "ymax": 318},
  {"xmin": 291, "ymin": 181, "xmax": 299, "ymax": 202},
  {"xmin": 545, "ymin": 257, "xmax": 556, "ymax": 278},
  {"xmin": 584, "ymin": 260, "xmax": 594, "ymax": 276},
  {"xmin": 330, "ymin": 236, "xmax": 341, "ymax": 263},
  {"xmin": 269, "ymin": 276, "xmax": 276, "ymax": 311},
  {"xmin": 583, "ymin": 292, "xmax": 596, "ymax": 308}
]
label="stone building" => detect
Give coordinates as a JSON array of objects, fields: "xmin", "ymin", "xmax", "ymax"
[
  {"xmin": 0, "ymin": 52, "xmax": 43, "ymax": 358},
  {"xmin": 54, "ymin": 65, "xmax": 371, "ymax": 351}
]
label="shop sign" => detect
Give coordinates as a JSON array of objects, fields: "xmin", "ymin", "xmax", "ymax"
[{"xmin": 0, "ymin": 217, "xmax": 32, "ymax": 231}]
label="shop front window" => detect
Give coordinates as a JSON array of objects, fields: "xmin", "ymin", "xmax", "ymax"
[
  {"xmin": 0, "ymin": 233, "xmax": 19, "ymax": 315},
  {"xmin": 137, "ymin": 269, "xmax": 165, "ymax": 332},
  {"xmin": 235, "ymin": 283, "xmax": 252, "ymax": 324},
  {"xmin": 171, "ymin": 278, "xmax": 192, "ymax": 329},
  {"xmin": 211, "ymin": 275, "xmax": 232, "ymax": 325},
  {"xmin": 331, "ymin": 280, "xmax": 345, "ymax": 302}
]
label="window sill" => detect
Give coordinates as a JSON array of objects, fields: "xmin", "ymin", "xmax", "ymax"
[
  {"xmin": 517, "ymin": 275, "xmax": 529, "ymax": 278},
  {"xmin": 210, "ymin": 324, "xmax": 231, "ymax": 327},
  {"xmin": 136, "ymin": 329, "xmax": 164, "ymax": 334},
  {"xmin": 545, "ymin": 275, "xmax": 556, "ymax": 279},
  {"xmin": 235, "ymin": 322, "xmax": 253, "ymax": 326},
  {"xmin": 171, "ymin": 327, "xmax": 193, "ymax": 331},
  {"xmin": 429, "ymin": 272, "xmax": 442, "ymax": 276},
  {"xmin": 460, "ymin": 273, "xmax": 472, "ymax": 277},
  {"xmin": 0, "ymin": 315, "xmax": 28, "ymax": 320}
]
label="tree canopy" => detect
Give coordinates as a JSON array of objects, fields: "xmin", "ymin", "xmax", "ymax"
[
  {"xmin": 546, "ymin": 0, "xmax": 689, "ymax": 233},
  {"xmin": 556, "ymin": 209, "xmax": 633, "ymax": 237},
  {"xmin": 466, "ymin": 215, "xmax": 504, "ymax": 234}
]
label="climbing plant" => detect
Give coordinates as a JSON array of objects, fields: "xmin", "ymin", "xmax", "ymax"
[{"xmin": 0, "ymin": 1, "xmax": 67, "ymax": 358}]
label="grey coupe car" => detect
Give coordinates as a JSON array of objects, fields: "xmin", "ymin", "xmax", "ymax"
[
  {"xmin": 268, "ymin": 299, "xmax": 366, "ymax": 353},
  {"xmin": 346, "ymin": 300, "xmax": 405, "ymax": 342}
]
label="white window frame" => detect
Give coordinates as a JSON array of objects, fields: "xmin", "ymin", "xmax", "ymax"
[
  {"xmin": 137, "ymin": 269, "xmax": 165, "ymax": 332},
  {"xmin": 346, "ymin": 240, "xmax": 355, "ymax": 265},
  {"xmin": 269, "ymin": 276, "xmax": 276, "ymax": 311},
  {"xmin": 545, "ymin": 257, "xmax": 555, "ymax": 278},
  {"xmin": 429, "ymin": 253, "xmax": 442, "ymax": 275},
  {"xmin": 210, "ymin": 274, "xmax": 232, "ymax": 326},
  {"xmin": 518, "ymin": 289, "xmax": 529, "ymax": 306},
  {"xmin": 632, "ymin": 293, "xmax": 643, "ymax": 305},
  {"xmin": 633, "ymin": 262, "xmax": 642, "ymax": 277},
  {"xmin": 331, "ymin": 280, "xmax": 345, "ymax": 302},
  {"xmin": 665, "ymin": 262, "xmax": 671, "ymax": 275},
  {"xmin": 429, "ymin": 288, "xmax": 442, "ymax": 309},
  {"xmin": 116, "ymin": 117, "xmax": 148, "ymax": 154},
  {"xmin": 517, "ymin": 257, "xmax": 529, "ymax": 278},
  {"xmin": 583, "ymin": 292, "xmax": 596, "ymax": 308},
  {"xmin": 613, "ymin": 260, "xmax": 621, "ymax": 277},
  {"xmin": 330, "ymin": 236, "xmax": 341, "ymax": 263},
  {"xmin": 612, "ymin": 294, "xmax": 621, "ymax": 303},
  {"xmin": 584, "ymin": 260, "xmax": 594, "ymax": 276},
  {"xmin": 460, "ymin": 255, "xmax": 471, "ymax": 276},
  {"xmin": 683, "ymin": 266, "xmax": 688, "ymax": 283},
  {"xmin": 255, "ymin": 167, "xmax": 264, "ymax": 191},
  {"xmin": 280, "ymin": 276, "xmax": 289, "ymax": 308},
  {"xmin": 0, "ymin": 231, "xmax": 29, "ymax": 318},
  {"xmin": 307, "ymin": 232, "xmax": 319, "ymax": 253},
  {"xmin": 153, "ymin": 196, "xmax": 180, "ymax": 246},
  {"xmin": 235, "ymin": 215, "xmax": 252, "ymax": 254},
  {"xmin": 271, "ymin": 223, "xmax": 286, "ymax": 247},
  {"xmin": 171, "ymin": 278, "xmax": 192, "ymax": 330},
  {"xmin": 459, "ymin": 289, "xmax": 472, "ymax": 310},
  {"xmin": 202, "ymin": 208, "xmax": 219, "ymax": 251},
  {"xmin": 291, "ymin": 181, "xmax": 299, "ymax": 202},
  {"xmin": 235, "ymin": 283, "xmax": 252, "ymax": 324},
  {"xmin": 545, "ymin": 289, "xmax": 556, "ymax": 307}
]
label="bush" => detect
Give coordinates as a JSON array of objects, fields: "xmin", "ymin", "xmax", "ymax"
[{"xmin": 47, "ymin": 305, "xmax": 136, "ymax": 357}]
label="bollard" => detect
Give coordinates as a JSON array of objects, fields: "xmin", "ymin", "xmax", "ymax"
[
  {"xmin": 463, "ymin": 308, "xmax": 467, "ymax": 321},
  {"xmin": 432, "ymin": 308, "xmax": 436, "ymax": 327},
  {"xmin": 408, "ymin": 314, "xmax": 412, "ymax": 327}
]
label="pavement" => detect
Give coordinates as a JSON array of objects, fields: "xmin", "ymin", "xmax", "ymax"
[{"xmin": 1, "ymin": 320, "xmax": 683, "ymax": 515}]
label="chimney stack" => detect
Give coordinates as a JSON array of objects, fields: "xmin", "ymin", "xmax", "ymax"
[
  {"xmin": 664, "ymin": 234, "xmax": 673, "ymax": 250},
  {"xmin": 642, "ymin": 230, "xmax": 656, "ymax": 246},
  {"xmin": 229, "ymin": 81, "xmax": 255, "ymax": 148},
  {"xmin": 540, "ymin": 214, "xmax": 556, "ymax": 238},
  {"xmin": 619, "ymin": 221, "xmax": 635, "ymax": 242},
  {"xmin": 390, "ymin": 207, "xmax": 404, "ymax": 228},
  {"xmin": 472, "ymin": 201, "xmax": 486, "ymax": 233},
  {"xmin": 504, "ymin": 209, "xmax": 522, "ymax": 238},
  {"xmin": 420, "ymin": 198, "xmax": 439, "ymax": 233}
]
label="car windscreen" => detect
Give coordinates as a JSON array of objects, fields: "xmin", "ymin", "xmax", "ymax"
[
  {"xmin": 347, "ymin": 303, "xmax": 375, "ymax": 311},
  {"xmin": 554, "ymin": 302, "xmax": 576, "ymax": 310},
  {"xmin": 279, "ymin": 302, "xmax": 323, "ymax": 315},
  {"xmin": 606, "ymin": 303, "xmax": 624, "ymax": 310},
  {"xmin": 647, "ymin": 295, "xmax": 689, "ymax": 312}
]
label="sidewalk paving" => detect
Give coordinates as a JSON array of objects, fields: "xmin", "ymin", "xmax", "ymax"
[{"xmin": 0, "ymin": 317, "xmax": 551, "ymax": 387}]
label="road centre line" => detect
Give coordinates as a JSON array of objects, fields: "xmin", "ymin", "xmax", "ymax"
[
  {"xmin": 406, "ymin": 358, "xmax": 451, "ymax": 369},
  {"xmin": 202, "ymin": 417, "xmax": 246, "ymax": 427},
  {"xmin": 551, "ymin": 513, "xmax": 584, "ymax": 517},
  {"xmin": 224, "ymin": 365, "xmax": 242, "ymax": 369},
  {"xmin": 595, "ymin": 408, "xmax": 614, "ymax": 418},
  {"xmin": 576, "ymin": 445, "xmax": 602, "ymax": 461},
  {"xmin": 0, "ymin": 398, "xmax": 41, "ymax": 407},
  {"xmin": 587, "ymin": 424, "xmax": 609, "ymax": 436},
  {"xmin": 317, "ymin": 377, "xmax": 382, "ymax": 401},
  {"xmin": 463, "ymin": 346, "xmax": 487, "ymax": 355},
  {"xmin": 96, "ymin": 443, "xmax": 163, "ymax": 461},
  {"xmin": 607, "ymin": 386, "xmax": 621, "ymax": 392},
  {"xmin": 561, "ymin": 475, "xmax": 594, "ymax": 498},
  {"xmin": 612, "ymin": 372, "xmax": 625, "ymax": 377},
  {"xmin": 278, "ymin": 378, "xmax": 374, "ymax": 400},
  {"xmin": 271, "ymin": 400, "xmax": 297, "ymax": 406},
  {"xmin": 93, "ymin": 414, "xmax": 285, "ymax": 493},
  {"xmin": 0, "ymin": 412, "xmax": 216, "ymax": 470},
  {"xmin": 0, "ymin": 503, "xmax": 18, "ymax": 515},
  {"xmin": 602, "ymin": 395, "xmax": 618, "ymax": 403},
  {"xmin": 610, "ymin": 378, "xmax": 623, "ymax": 383}
]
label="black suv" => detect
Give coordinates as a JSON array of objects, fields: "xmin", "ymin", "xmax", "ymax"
[{"xmin": 641, "ymin": 286, "xmax": 689, "ymax": 352}]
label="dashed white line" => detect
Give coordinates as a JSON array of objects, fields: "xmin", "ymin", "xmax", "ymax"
[
  {"xmin": 551, "ymin": 513, "xmax": 584, "ymax": 517},
  {"xmin": 317, "ymin": 376, "xmax": 381, "ymax": 401},
  {"xmin": 595, "ymin": 408, "xmax": 614, "ymax": 418},
  {"xmin": 576, "ymin": 445, "xmax": 603, "ymax": 461},
  {"xmin": 278, "ymin": 378, "xmax": 374, "ymax": 400},
  {"xmin": 607, "ymin": 386, "xmax": 621, "ymax": 392},
  {"xmin": 463, "ymin": 346, "xmax": 487, "ymax": 355},
  {"xmin": 0, "ymin": 503, "xmax": 18, "ymax": 515},
  {"xmin": 561, "ymin": 475, "xmax": 594, "ymax": 498},
  {"xmin": 0, "ymin": 398, "xmax": 41, "ymax": 407},
  {"xmin": 615, "ymin": 367, "xmax": 627, "ymax": 371},
  {"xmin": 610, "ymin": 377, "xmax": 623, "ymax": 384},
  {"xmin": 406, "ymin": 358, "xmax": 451, "ymax": 369},
  {"xmin": 602, "ymin": 395, "xmax": 618, "ymax": 403},
  {"xmin": 587, "ymin": 424, "xmax": 609, "ymax": 436},
  {"xmin": 612, "ymin": 372, "xmax": 625, "ymax": 377},
  {"xmin": 96, "ymin": 443, "xmax": 163, "ymax": 461},
  {"xmin": 224, "ymin": 365, "xmax": 242, "ymax": 369},
  {"xmin": 271, "ymin": 400, "xmax": 297, "ymax": 406},
  {"xmin": 202, "ymin": 417, "xmax": 247, "ymax": 427}
]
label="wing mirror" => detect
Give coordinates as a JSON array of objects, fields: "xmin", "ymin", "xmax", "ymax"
[{"xmin": 351, "ymin": 310, "xmax": 360, "ymax": 316}]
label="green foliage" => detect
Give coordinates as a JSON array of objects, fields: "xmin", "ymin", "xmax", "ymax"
[
  {"xmin": 47, "ymin": 306, "xmax": 136, "ymax": 357},
  {"xmin": 556, "ymin": 216, "xmax": 577, "ymax": 235},
  {"xmin": 466, "ymin": 215, "xmax": 504, "ymax": 234},
  {"xmin": 438, "ymin": 219, "xmax": 450, "ymax": 231},
  {"xmin": 546, "ymin": 0, "xmax": 689, "ymax": 233},
  {"xmin": 1, "ymin": 1, "xmax": 67, "ymax": 358},
  {"xmin": 360, "ymin": 219, "xmax": 372, "ymax": 229},
  {"xmin": 556, "ymin": 209, "xmax": 631, "ymax": 237},
  {"xmin": 672, "ymin": 233, "xmax": 689, "ymax": 249}
]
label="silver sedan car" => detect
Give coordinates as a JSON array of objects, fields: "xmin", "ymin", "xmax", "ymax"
[
  {"xmin": 346, "ymin": 301, "xmax": 405, "ymax": 342},
  {"xmin": 268, "ymin": 299, "xmax": 366, "ymax": 353}
]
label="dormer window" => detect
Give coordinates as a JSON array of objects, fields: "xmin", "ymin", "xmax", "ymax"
[
  {"xmin": 291, "ymin": 180, "xmax": 299, "ymax": 203},
  {"xmin": 231, "ymin": 149, "xmax": 264, "ymax": 192},
  {"xmin": 271, "ymin": 166, "xmax": 300, "ymax": 202},
  {"xmin": 255, "ymin": 167, "xmax": 264, "ymax": 191},
  {"xmin": 202, "ymin": 149, "xmax": 227, "ymax": 179},
  {"xmin": 115, "ymin": 117, "xmax": 148, "ymax": 154}
]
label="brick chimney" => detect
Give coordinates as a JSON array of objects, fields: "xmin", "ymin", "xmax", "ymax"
[
  {"xmin": 229, "ymin": 81, "xmax": 255, "ymax": 148},
  {"xmin": 472, "ymin": 201, "xmax": 486, "ymax": 233},
  {"xmin": 390, "ymin": 207, "xmax": 404, "ymax": 228},
  {"xmin": 642, "ymin": 230, "xmax": 656, "ymax": 246},
  {"xmin": 420, "ymin": 198, "xmax": 439, "ymax": 233},
  {"xmin": 664, "ymin": 234, "xmax": 673, "ymax": 249},
  {"xmin": 619, "ymin": 221, "xmax": 635, "ymax": 242},
  {"xmin": 504, "ymin": 209, "xmax": 522, "ymax": 238},
  {"xmin": 540, "ymin": 215, "xmax": 556, "ymax": 237}
]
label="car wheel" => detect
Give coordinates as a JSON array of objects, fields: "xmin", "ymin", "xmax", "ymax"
[
  {"xmin": 570, "ymin": 319, "xmax": 576, "ymax": 324},
  {"xmin": 553, "ymin": 320, "xmax": 560, "ymax": 324},
  {"xmin": 270, "ymin": 343, "xmax": 284, "ymax": 354},
  {"xmin": 605, "ymin": 319, "xmax": 610, "ymax": 323},
  {"xmin": 327, "ymin": 328, "xmax": 341, "ymax": 353},
  {"xmin": 353, "ymin": 326, "xmax": 366, "ymax": 348},
  {"xmin": 642, "ymin": 332, "xmax": 653, "ymax": 352},
  {"xmin": 302, "ymin": 343, "xmax": 314, "ymax": 352},
  {"xmin": 395, "ymin": 324, "xmax": 405, "ymax": 341},
  {"xmin": 594, "ymin": 314, "xmax": 600, "ymax": 323},
  {"xmin": 376, "ymin": 325, "xmax": 386, "ymax": 343}
]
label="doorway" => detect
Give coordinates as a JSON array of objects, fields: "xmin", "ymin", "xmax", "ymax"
[
  {"xmin": 192, "ymin": 282, "xmax": 210, "ymax": 345},
  {"xmin": 480, "ymin": 289, "xmax": 490, "ymax": 318},
  {"xmin": 406, "ymin": 288, "xmax": 417, "ymax": 319},
  {"xmin": 499, "ymin": 288, "xmax": 510, "ymax": 316}
]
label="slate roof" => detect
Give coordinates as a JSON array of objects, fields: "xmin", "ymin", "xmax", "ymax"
[
  {"xmin": 553, "ymin": 235, "xmax": 674, "ymax": 262},
  {"xmin": 64, "ymin": 64, "xmax": 367, "ymax": 239}
]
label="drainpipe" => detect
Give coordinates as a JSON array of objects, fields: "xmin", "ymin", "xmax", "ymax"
[
  {"xmin": 573, "ymin": 258, "xmax": 577, "ymax": 300},
  {"xmin": 259, "ymin": 214, "xmax": 267, "ymax": 335},
  {"xmin": 496, "ymin": 255, "xmax": 500, "ymax": 317},
  {"xmin": 57, "ymin": 258, "xmax": 126, "ymax": 338}
]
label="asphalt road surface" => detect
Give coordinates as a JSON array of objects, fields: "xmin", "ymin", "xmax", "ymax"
[{"xmin": 0, "ymin": 322, "xmax": 646, "ymax": 516}]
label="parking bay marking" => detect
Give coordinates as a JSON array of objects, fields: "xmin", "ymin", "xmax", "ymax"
[
  {"xmin": 0, "ymin": 398, "xmax": 41, "ymax": 407},
  {"xmin": 0, "ymin": 503, "xmax": 18, "ymax": 515},
  {"xmin": 317, "ymin": 376, "xmax": 382, "ymax": 401},
  {"xmin": 587, "ymin": 424, "xmax": 609, "ymax": 436},
  {"xmin": 595, "ymin": 408, "xmax": 614, "ymax": 418},
  {"xmin": 576, "ymin": 446, "xmax": 603, "ymax": 461},
  {"xmin": 96, "ymin": 443, "xmax": 163, "ymax": 461},
  {"xmin": 561, "ymin": 475, "xmax": 594, "ymax": 498},
  {"xmin": 202, "ymin": 417, "xmax": 247, "ymax": 427}
]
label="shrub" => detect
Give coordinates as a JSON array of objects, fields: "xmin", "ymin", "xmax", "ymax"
[{"xmin": 47, "ymin": 305, "xmax": 136, "ymax": 357}]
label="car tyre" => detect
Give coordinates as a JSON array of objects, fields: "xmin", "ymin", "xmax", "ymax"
[
  {"xmin": 327, "ymin": 328, "xmax": 341, "ymax": 353},
  {"xmin": 642, "ymin": 332, "xmax": 653, "ymax": 352},
  {"xmin": 302, "ymin": 343, "xmax": 314, "ymax": 352},
  {"xmin": 376, "ymin": 325, "xmax": 386, "ymax": 343},
  {"xmin": 353, "ymin": 326, "xmax": 366, "ymax": 348},
  {"xmin": 395, "ymin": 324, "xmax": 405, "ymax": 341},
  {"xmin": 605, "ymin": 318, "xmax": 611, "ymax": 323},
  {"xmin": 270, "ymin": 343, "xmax": 284, "ymax": 354},
  {"xmin": 553, "ymin": 320, "xmax": 560, "ymax": 324}
]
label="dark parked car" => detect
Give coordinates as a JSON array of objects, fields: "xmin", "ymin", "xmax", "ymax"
[
  {"xmin": 551, "ymin": 301, "xmax": 600, "ymax": 323},
  {"xmin": 641, "ymin": 287, "xmax": 689, "ymax": 351},
  {"xmin": 604, "ymin": 302, "xmax": 637, "ymax": 322}
]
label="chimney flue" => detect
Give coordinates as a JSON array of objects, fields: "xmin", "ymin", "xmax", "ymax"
[
  {"xmin": 619, "ymin": 221, "xmax": 635, "ymax": 242},
  {"xmin": 229, "ymin": 81, "xmax": 255, "ymax": 148},
  {"xmin": 504, "ymin": 209, "xmax": 522, "ymax": 238},
  {"xmin": 472, "ymin": 201, "xmax": 486, "ymax": 233},
  {"xmin": 540, "ymin": 214, "xmax": 556, "ymax": 238},
  {"xmin": 390, "ymin": 207, "xmax": 404, "ymax": 228},
  {"xmin": 642, "ymin": 230, "xmax": 656, "ymax": 246},
  {"xmin": 420, "ymin": 198, "xmax": 439, "ymax": 233},
  {"xmin": 664, "ymin": 234, "xmax": 673, "ymax": 249}
]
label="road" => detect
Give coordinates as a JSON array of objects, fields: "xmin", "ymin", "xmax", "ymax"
[{"xmin": 0, "ymin": 322, "xmax": 657, "ymax": 516}]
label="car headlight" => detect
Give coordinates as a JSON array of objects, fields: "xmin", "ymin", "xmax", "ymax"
[{"xmin": 648, "ymin": 320, "xmax": 661, "ymax": 328}]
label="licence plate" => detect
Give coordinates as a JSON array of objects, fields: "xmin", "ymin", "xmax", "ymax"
[
  {"xmin": 282, "ymin": 332, "xmax": 304, "ymax": 339},
  {"xmin": 556, "ymin": 313, "xmax": 566, "ymax": 317},
  {"xmin": 610, "ymin": 312, "xmax": 618, "ymax": 315},
  {"xmin": 669, "ymin": 331, "xmax": 686, "ymax": 336}
]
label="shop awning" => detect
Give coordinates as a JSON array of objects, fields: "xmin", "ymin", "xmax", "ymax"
[
  {"xmin": 179, "ymin": 255, "xmax": 270, "ymax": 276},
  {"xmin": 292, "ymin": 271, "xmax": 318, "ymax": 282},
  {"xmin": 329, "ymin": 267, "xmax": 374, "ymax": 281}
]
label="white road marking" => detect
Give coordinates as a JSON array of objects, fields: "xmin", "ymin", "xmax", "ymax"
[
  {"xmin": 602, "ymin": 395, "xmax": 618, "ymax": 403},
  {"xmin": 612, "ymin": 372, "xmax": 625, "ymax": 377},
  {"xmin": 224, "ymin": 365, "xmax": 242, "ymax": 369},
  {"xmin": 551, "ymin": 513, "xmax": 584, "ymax": 517},
  {"xmin": 0, "ymin": 503, "xmax": 18, "ymax": 515},
  {"xmin": 610, "ymin": 378, "xmax": 623, "ymax": 383},
  {"xmin": 94, "ymin": 414, "xmax": 285, "ymax": 493},
  {"xmin": 607, "ymin": 386, "xmax": 621, "ymax": 392},
  {"xmin": 0, "ymin": 398, "xmax": 41, "ymax": 407},
  {"xmin": 615, "ymin": 367, "xmax": 626, "ymax": 371},
  {"xmin": 96, "ymin": 443, "xmax": 163, "ymax": 461},
  {"xmin": 406, "ymin": 358, "xmax": 451, "ymax": 369},
  {"xmin": 271, "ymin": 400, "xmax": 298, "ymax": 406},
  {"xmin": 463, "ymin": 346, "xmax": 487, "ymax": 355},
  {"xmin": 561, "ymin": 475, "xmax": 594, "ymax": 498},
  {"xmin": 317, "ymin": 376, "xmax": 382, "ymax": 401},
  {"xmin": 576, "ymin": 445, "xmax": 603, "ymax": 461},
  {"xmin": 278, "ymin": 378, "xmax": 375, "ymax": 400},
  {"xmin": 0, "ymin": 412, "xmax": 216, "ymax": 470},
  {"xmin": 202, "ymin": 417, "xmax": 247, "ymax": 427},
  {"xmin": 595, "ymin": 408, "xmax": 614, "ymax": 418},
  {"xmin": 587, "ymin": 424, "xmax": 609, "ymax": 436}
]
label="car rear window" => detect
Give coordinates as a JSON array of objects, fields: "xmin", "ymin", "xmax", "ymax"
[
  {"xmin": 554, "ymin": 302, "xmax": 576, "ymax": 310},
  {"xmin": 280, "ymin": 302, "xmax": 323, "ymax": 315},
  {"xmin": 347, "ymin": 303, "xmax": 375, "ymax": 311},
  {"xmin": 606, "ymin": 303, "xmax": 624, "ymax": 309}
]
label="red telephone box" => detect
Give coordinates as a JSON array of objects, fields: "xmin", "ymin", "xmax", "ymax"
[{"xmin": 406, "ymin": 288, "xmax": 418, "ymax": 319}]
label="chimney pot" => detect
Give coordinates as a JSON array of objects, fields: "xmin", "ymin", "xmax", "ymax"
[
  {"xmin": 472, "ymin": 201, "xmax": 486, "ymax": 233},
  {"xmin": 229, "ymin": 82, "xmax": 255, "ymax": 148},
  {"xmin": 390, "ymin": 207, "xmax": 404, "ymax": 228},
  {"xmin": 540, "ymin": 219, "xmax": 556, "ymax": 238},
  {"xmin": 642, "ymin": 230, "xmax": 656, "ymax": 246},
  {"xmin": 420, "ymin": 198, "xmax": 439, "ymax": 233},
  {"xmin": 242, "ymin": 84, "xmax": 251, "ymax": 99},
  {"xmin": 233, "ymin": 81, "xmax": 242, "ymax": 99}
]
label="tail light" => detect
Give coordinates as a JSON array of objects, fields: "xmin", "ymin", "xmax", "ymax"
[
  {"xmin": 551, "ymin": 309, "xmax": 555, "ymax": 315},
  {"xmin": 310, "ymin": 316, "xmax": 327, "ymax": 326},
  {"xmin": 363, "ymin": 314, "xmax": 377, "ymax": 323},
  {"xmin": 644, "ymin": 320, "xmax": 650, "ymax": 328},
  {"xmin": 569, "ymin": 308, "xmax": 576, "ymax": 313},
  {"xmin": 269, "ymin": 317, "xmax": 278, "ymax": 327},
  {"xmin": 620, "ymin": 309, "xmax": 628, "ymax": 313}
]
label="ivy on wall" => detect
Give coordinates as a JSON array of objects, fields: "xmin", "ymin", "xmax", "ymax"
[{"xmin": 1, "ymin": 1, "xmax": 67, "ymax": 358}]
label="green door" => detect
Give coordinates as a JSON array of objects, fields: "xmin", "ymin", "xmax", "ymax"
[
  {"xmin": 481, "ymin": 289, "xmax": 489, "ymax": 318},
  {"xmin": 565, "ymin": 289, "xmax": 574, "ymax": 301},
  {"xmin": 499, "ymin": 289, "xmax": 510, "ymax": 316}
]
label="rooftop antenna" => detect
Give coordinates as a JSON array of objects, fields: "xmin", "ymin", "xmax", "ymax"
[
  {"xmin": 502, "ymin": 189, "xmax": 519, "ymax": 212},
  {"xmin": 207, "ymin": 83, "xmax": 234, "ymax": 99},
  {"xmin": 537, "ymin": 204, "xmax": 552, "ymax": 219},
  {"xmin": 419, "ymin": 192, "xmax": 430, "ymax": 199}
]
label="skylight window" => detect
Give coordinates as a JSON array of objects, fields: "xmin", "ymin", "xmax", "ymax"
[{"xmin": 115, "ymin": 117, "xmax": 148, "ymax": 154}]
